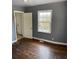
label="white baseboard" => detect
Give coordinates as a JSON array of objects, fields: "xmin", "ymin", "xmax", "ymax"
[
  {"xmin": 12, "ymin": 37, "xmax": 67, "ymax": 45},
  {"xmin": 33, "ymin": 37, "xmax": 67, "ymax": 45},
  {"xmin": 12, "ymin": 40, "xmax": 17, "ymax": 44}
]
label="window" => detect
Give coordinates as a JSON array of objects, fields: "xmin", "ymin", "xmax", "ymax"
[{"xmin": 38, "ymin": 10, "xmax": 52, "ymax": 33}]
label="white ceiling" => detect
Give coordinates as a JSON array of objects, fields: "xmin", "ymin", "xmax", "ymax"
[{"xmin": 12, "ymin": 0, "xmax": 66, "ymax": 7}]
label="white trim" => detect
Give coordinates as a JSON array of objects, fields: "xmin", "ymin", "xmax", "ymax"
[
  {"xmin": 12, "ymin": 40, "xmax": 17, "ymax": 44},
  {"xmin": 14, "ymin": 10, "xmax": 24, "ymax": 13},
  {"xmin": 33, "ymin": 37, "xmax": 67, "ymax": 45}
]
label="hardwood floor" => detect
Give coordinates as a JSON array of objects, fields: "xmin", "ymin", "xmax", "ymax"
[{"xmin": 12, "ymin": 38, "xmax": 67, "ymax": 59}]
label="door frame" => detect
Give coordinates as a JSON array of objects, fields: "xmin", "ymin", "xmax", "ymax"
[{"xmin": 14, "ymin": 10, "xmax": 24, "ymax": 41}]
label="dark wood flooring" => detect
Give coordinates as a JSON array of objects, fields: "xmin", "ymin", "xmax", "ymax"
[{"xmin": 12, "ymin": 38, "xmax": 67, "ymax": 59}]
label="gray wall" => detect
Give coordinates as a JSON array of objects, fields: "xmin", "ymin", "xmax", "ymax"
[
  {"xmin": 24, "ymin": 1, "xmax": 67, "ymax": 43},
  {"xmin": 12, "ymin": 6, "xmax": 24, "ymax": 41}
]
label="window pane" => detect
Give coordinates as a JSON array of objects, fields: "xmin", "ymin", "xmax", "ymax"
[{"xmin": 38, "ymin": 10, "xmax": 52, "ymax": 33}]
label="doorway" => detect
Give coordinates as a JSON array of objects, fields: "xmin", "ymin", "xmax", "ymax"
[
  {"xmin": 14, "ymin": 10, "xmax": 33, "ymax": 41},
  {"xmin": 14, "ymin": 10, "xmax": 24, "ymax": 40}
]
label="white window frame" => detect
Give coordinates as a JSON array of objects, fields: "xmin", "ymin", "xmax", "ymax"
[{"xmin": 38, "ymin": 10, "xmax": 52, "ymax": 33}]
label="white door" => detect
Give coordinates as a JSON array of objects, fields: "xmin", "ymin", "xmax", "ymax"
[
  {"xmin": 23, "ymin": 13, "xmax": 32, "ymax": 38},
  {"xmin": 15, "ymin": 13, "xmax": 22, "ymax": 35}
]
